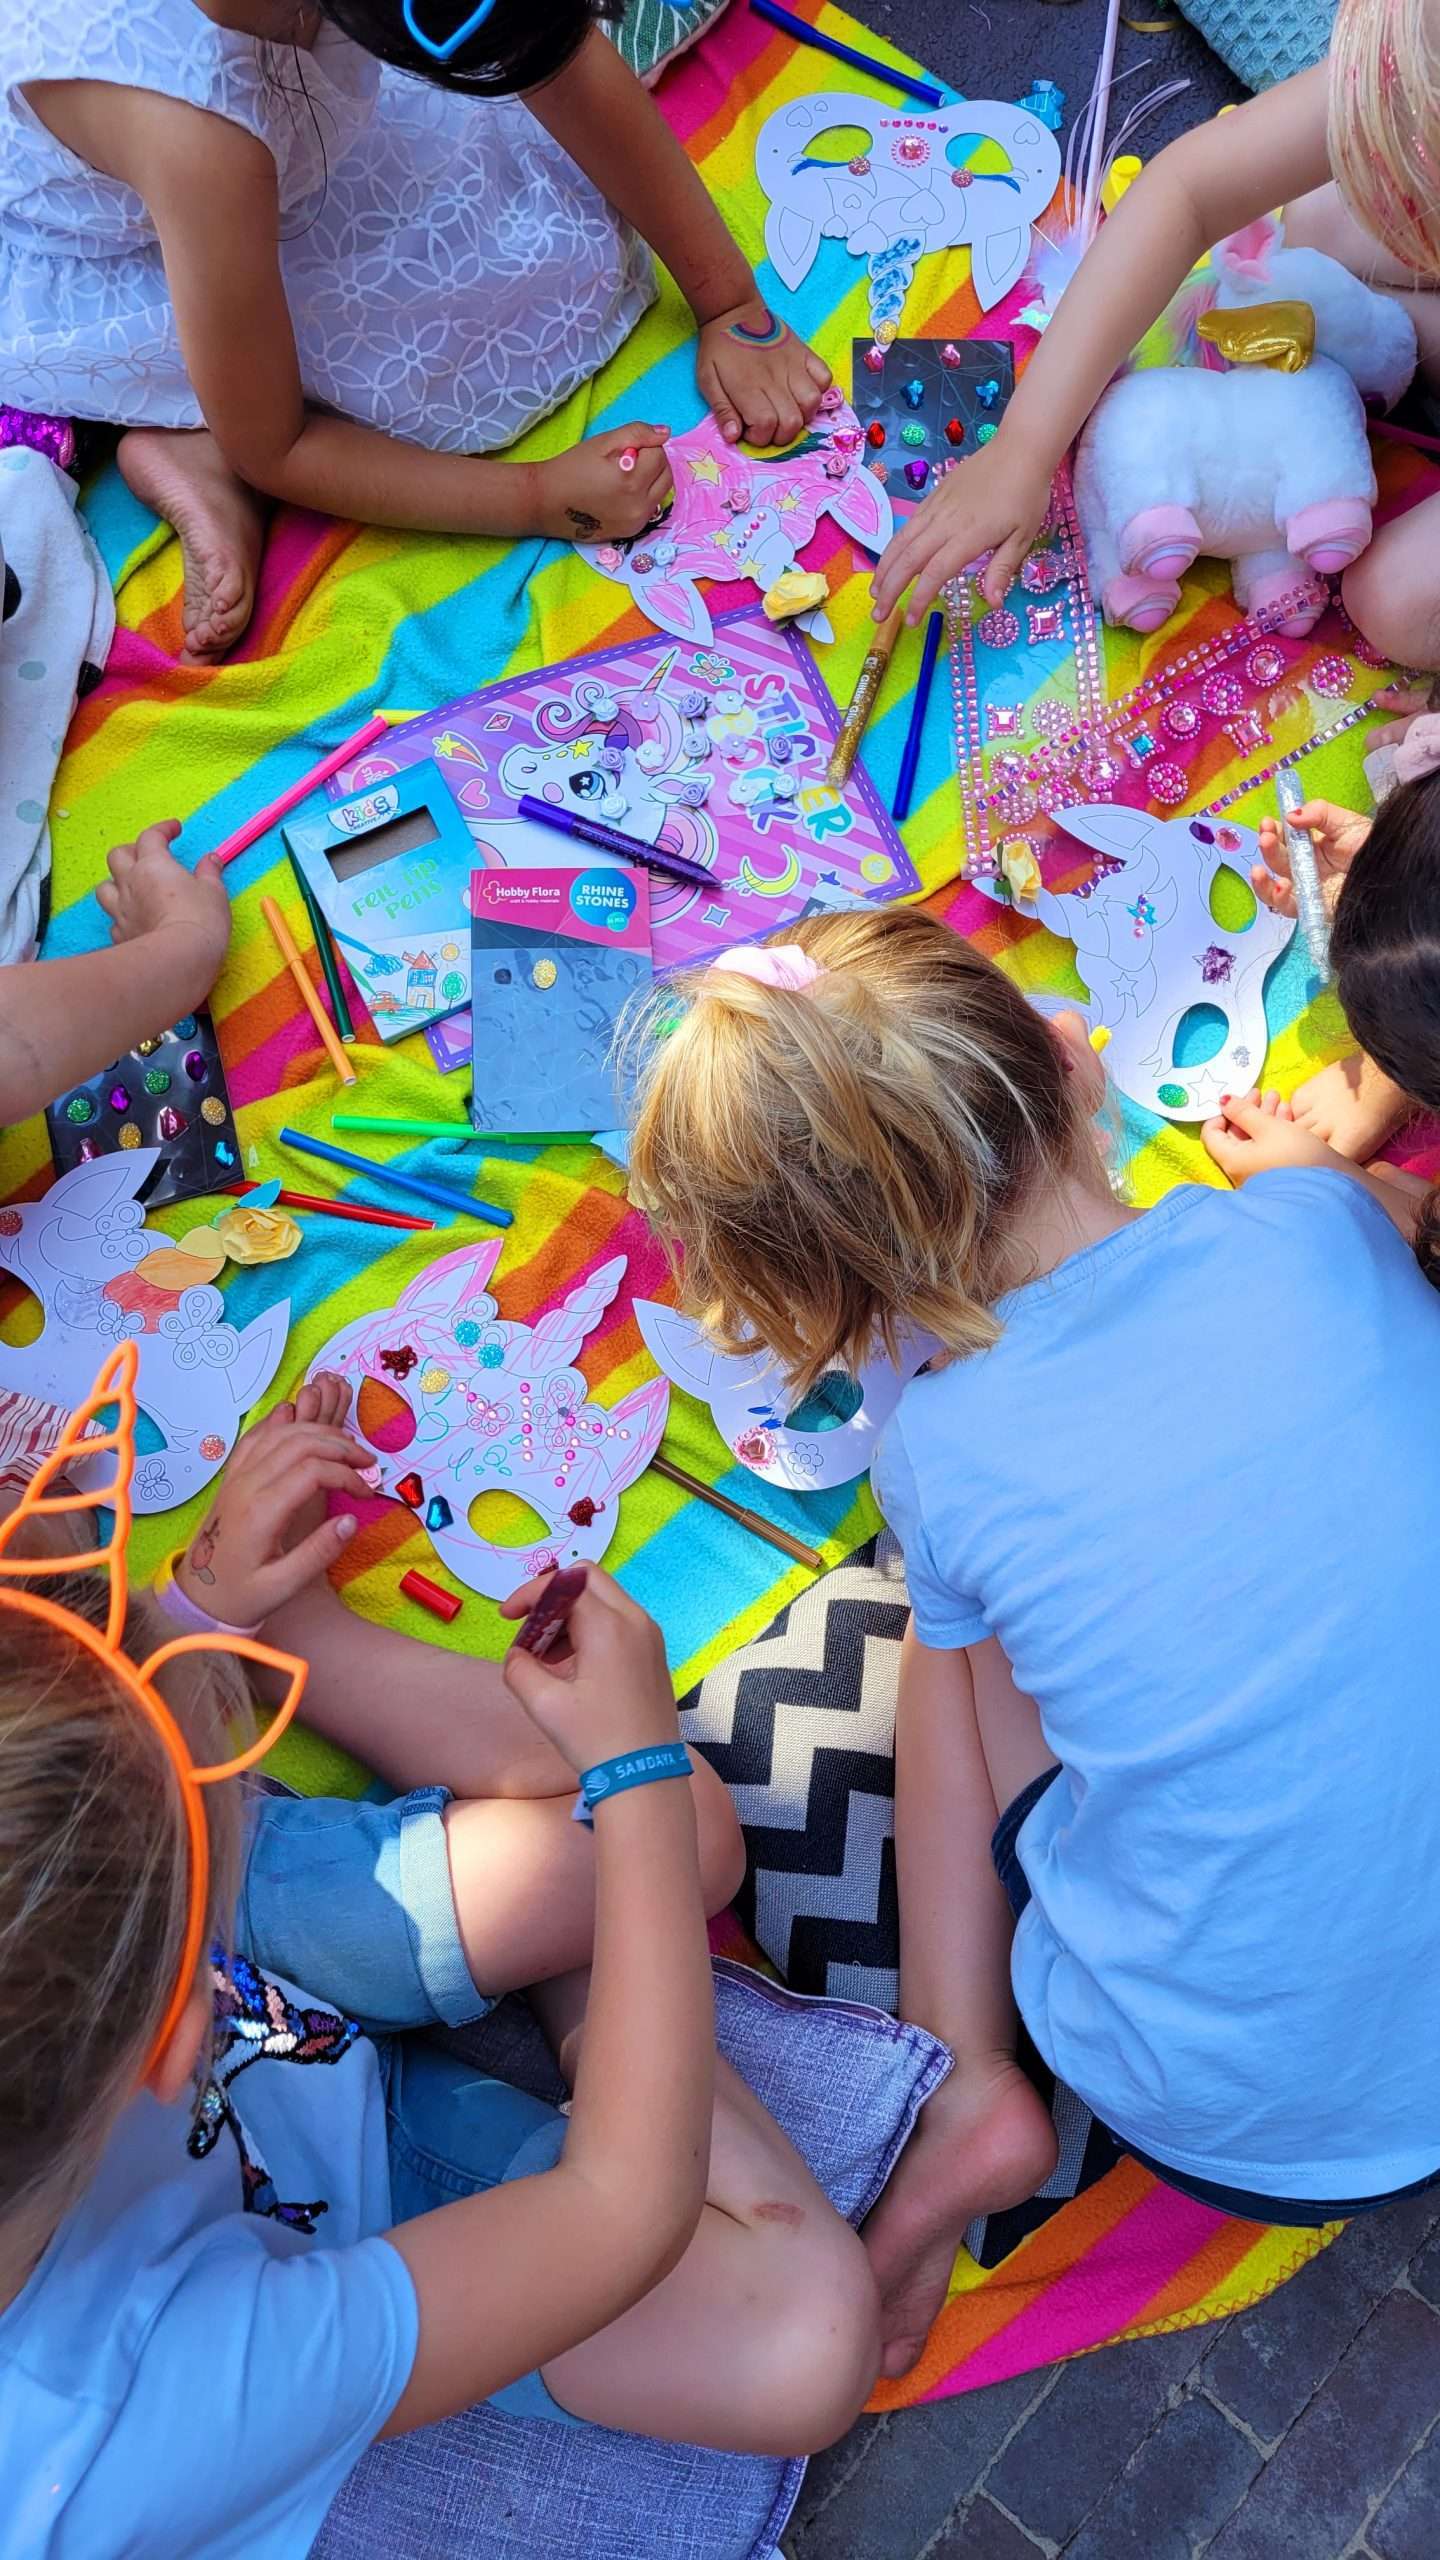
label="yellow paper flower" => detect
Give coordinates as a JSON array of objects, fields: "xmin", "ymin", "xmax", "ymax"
[{"xmin": 212, "ymin": 1202, "xmax": 303, "ymax": 1266}]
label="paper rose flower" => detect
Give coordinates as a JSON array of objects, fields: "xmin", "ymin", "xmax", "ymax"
[{"xmin": 212, "ymin": 1202, "xmax": 302, "ymax": 1266}]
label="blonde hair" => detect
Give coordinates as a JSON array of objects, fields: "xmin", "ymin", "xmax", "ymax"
[
  {"xmin": 1329, "ymin": 0, "xmax": 1440, "ymax": 281},
  {"xmin": 628, "ymin": 908, "xmax": 1094, "ymax": 1394},
  {"xmin": 0, "ymin": 1506, "xmax": 248, "ymax": 2243}
]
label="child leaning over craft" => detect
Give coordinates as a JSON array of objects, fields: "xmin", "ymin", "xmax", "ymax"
[
  {"xmin": 629, "ymin": 909, "xmax": 1440, "ymax": 2379},
  {"xmin": 0, "ymin": 0, "xmax": 830, "ymax": 660},
  {"xmin": 0, "ymin": 1371, "xmax": 881, "ymax": 2554}
]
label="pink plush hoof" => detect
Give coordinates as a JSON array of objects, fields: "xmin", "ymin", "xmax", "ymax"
[
  {"xmin": 1118, "ymin": 504, "xmax": 1201, "ymax": 580},
  {"xmin": 1285, "ymin": 497, "xmax": 1373, "ymax": 575},
  {"xmin": 1103, "ymin": 570, "xmax": 1182, "ymax": 632},
  {"xmin": 1244, "ymin": 568, "xmax": 1327, "ymax": 637}
]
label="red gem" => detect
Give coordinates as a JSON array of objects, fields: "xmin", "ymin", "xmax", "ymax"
[
  {"xmin": 568, "ymin": 1496, "xmax": 601, "ymax": 1527},
  {"xmin": 395, "ymin": 1471, "xmax": 424, "ymax": 1508},
  {"xmin": 380, "ymin": 1346, "xmax": 418, "ymax": 1379},
  {"xmin": 944, "ymin": 417, "xmax": 964, "ymax": 446},
  {"xmin": 866, "ymin": 420, "xmax": 886, "ymax": 448}
]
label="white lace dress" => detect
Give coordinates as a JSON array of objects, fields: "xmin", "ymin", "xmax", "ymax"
[{"xmin": 0, "ymin": 1, "xmax": 655, "ymax": 451}]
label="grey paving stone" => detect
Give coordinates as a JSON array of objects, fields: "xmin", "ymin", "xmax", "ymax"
[
  {"xmin": 1063, "ymin": 2391, "xmax": 1261, "ymax": 2560},
  {"xmin": 1368, "ymin": 2428, "xmax": 1440, "ymax": 2560},
  {"xmin": 787, "ymin": 2378, "xmax": 1044, "ymax": 2560},
  {"xmin": 1404, "ymin": 2227, "xmax": 1440, "ymax": 2313},
  {"xmin": 1207, "ymin": 2293, "xmax": 1440, "ymax": 2560},
  {"xmin": 982, "ymin": 2329, "xmax": 1206, "ymax": 2546},
  {"xmin": 1200, "ymin": 2203, "xmax": 1439, "ymax": 2450},
  {"xmin": 928, "ymin": 2494, "xmax": 1049, "ymax": 2557}
]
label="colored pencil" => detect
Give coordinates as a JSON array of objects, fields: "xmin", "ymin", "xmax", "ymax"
[
  {"xmin": 211, "ymin": 714, "xmax": 389, "ymax": 871},
  {"xmin": 287, "ymin": 852, "xmax": 355, "ymax": 1042},
  {"xmin": 278, "ymin": 1125, "xmax": 513, "ymax": 1228},
  {"xmin": 332, "ymin": 1113, "xmax": 593, "ymax": 1145},
  {"xmin": 748, "ymin": 0, "xmax": 944, "ymax": 106},
  {"xmin": 515, "ymin": 794, "xmax": 716, "ymax": 892},
  {"xmin": 260, "ymin": 896, "xmax": 359, "ymax": 1087},
  {"xmin": 649, "ymin": 1453, "xmax": 823, "ymax": 1570},
  {"xmin": 225, "ymin": 1180, "xmax": 434, "ymax": 1232},
  {"xmin": 891, "ymin": 612, "xmax": 945, "ymax": 821}
]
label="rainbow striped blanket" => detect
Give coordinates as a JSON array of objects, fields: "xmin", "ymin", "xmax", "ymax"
[{"xmin": 9, "ymin": 0, "xmax": 1437, "ymax": 2412}]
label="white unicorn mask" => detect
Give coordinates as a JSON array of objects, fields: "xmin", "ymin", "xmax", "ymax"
[
  {"xmin": 756, "ymin": 91, "xmax": 1061, "ymax": 326},
  {"xmin": 307, "ymin": 1244, "xmax": 669, "ymax": 1601},
  {"xmin": 0, "ymin": 1151, "xmax": 290, "ymax": 1512},
  {"xmin": 1017, "ymin": 803, "xmax": 1295, "ymax": 1121},
  {"xmin": 634, "ymin": 1302, "xmax": 936, "ymax": 1493}
]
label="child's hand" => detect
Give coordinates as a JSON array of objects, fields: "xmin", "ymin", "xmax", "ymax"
[
  {"xmin": 1253, "ymin": 799, "xmax": 1370, "ymax": 922},
  {"xmin": 533, "ymin": 425, "xmax": 673, "ymax": 543},
  {"xmin": 1202, "ymin": 1088, "xmax": 1350, "ymax": 1187},
  {"xmin": 500, "ymin": 1565, "xmax": 680, "ymax": 1777},
  {"xmin": 96, "ymin": 820, "xmax": 230, "ymax": 983},
  {"xmin": 870, "ymin": 435, "xmax": 1056, "ymax": 624},
  {"xmin": 695, "ymin": 302, "xmax": 831, "ymax": 449},
  {"xmin": 175, "ymin": 1375, "xmax": 368, "ymax": 1626}
]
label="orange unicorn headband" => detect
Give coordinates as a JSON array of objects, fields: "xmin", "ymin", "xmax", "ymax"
[{"xmin": 0, "ymin": 1341, "xmax": 307, "ymax": 2069}]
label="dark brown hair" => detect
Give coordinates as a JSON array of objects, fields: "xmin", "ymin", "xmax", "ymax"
[
  {"xmin": 313, "ymin": 0, "xmax": 619, "ymax": 96},
  {"xmin": 1330, "ymin": 773, "xmax": 1440, "ymax": 1287}
]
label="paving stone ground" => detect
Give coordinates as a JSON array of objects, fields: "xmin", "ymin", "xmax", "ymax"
[{"xmin": 784, "ymin": 2195, "xmax": 1440, "ymax": 2557}]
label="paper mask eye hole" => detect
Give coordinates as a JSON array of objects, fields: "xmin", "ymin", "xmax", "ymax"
[
  {"xmin": 467, "ymin": 1488, "xmax": 554, "ymax": 1549},
  {"xmin": 1208, "ymin": 865, "xmax": 1257, "ymax": 931},
  {"xmin": 356, "ymin": 1376, "xmax": 416, "ymax": 1454},
  {"xmin": 1172, "ymin": 1003, "xmax": 1230, "ymax": 1070},
  {"xmin": 785, "ymin": 1372, "xmax": 865, "ymax": 1434}
]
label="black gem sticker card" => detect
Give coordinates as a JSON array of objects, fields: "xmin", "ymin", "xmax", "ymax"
[
  {"xmin": 46, "ymin": 1005, "xmax": 243, "ymax": 1208},
  {"xmin": 850, "ymin": 338, "xmax": 1016, "ymax": 516},
  {"xmin": 468, "ymin": 867, "xmax": 652, "ymax": 1135}
]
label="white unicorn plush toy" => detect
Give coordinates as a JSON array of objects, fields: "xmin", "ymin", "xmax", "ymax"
[{"xmin": 1075, "ymin": 216, "xmax": 1416, "ymax": 635}]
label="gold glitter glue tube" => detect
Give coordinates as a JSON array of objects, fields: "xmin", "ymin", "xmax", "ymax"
[{"xmin": 827, "ymin": 607, "xmax": 905, "ymax": 789}]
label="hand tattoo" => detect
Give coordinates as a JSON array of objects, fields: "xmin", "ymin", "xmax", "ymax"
[
  {"xmin": 188, "ymin": 1519, "xmax": 220, "ymax": 1586},
  {"xmin": 565, "ymin": 507, "xmax": 601, "ymax": 535}
]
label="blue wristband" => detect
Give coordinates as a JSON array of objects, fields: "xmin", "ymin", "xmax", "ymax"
[{"xmin": 570, "ymin": 1741, "xmax": 693, "ymax": 1828}]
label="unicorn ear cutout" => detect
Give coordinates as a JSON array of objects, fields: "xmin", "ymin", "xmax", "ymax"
[
  {"xmin": 0, "ymin": 1340, "xmax": 137, "ymax": 1645},
  {"xmin": 134, "ymin": 1631, "xmax": 308, "ymax": 1777}
]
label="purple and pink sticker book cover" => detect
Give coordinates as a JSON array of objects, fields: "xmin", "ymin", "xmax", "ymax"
[{"xmin": 332, "ymin": 607, "xmax": 919, "ymax": 980}]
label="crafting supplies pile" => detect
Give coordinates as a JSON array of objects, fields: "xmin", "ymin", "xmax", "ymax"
[{"xmin": 7, "ymin": 0, "xmax": 1440, "ymax": 2417}]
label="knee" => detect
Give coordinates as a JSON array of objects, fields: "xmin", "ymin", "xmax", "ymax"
[
  {"xmin": 690, "ymin": 1750, "xmax": 747, "ymax": 1916},
  {"xmin": 1342, "ymin": 544, "xmax": 1440, "ymax": 675},
  {"xmin": 747, "ymin": 2224, "xmax": 882, "ymax": 2455}
]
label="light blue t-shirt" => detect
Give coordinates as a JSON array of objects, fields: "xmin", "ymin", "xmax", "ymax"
[
  {"xmin": 0, "ymin": 1957, "xmax": 418, "ymax": 2558},
  {"xmin": 873, "ymin": 1171, "xmax": 1440, "ymax": 2202}
]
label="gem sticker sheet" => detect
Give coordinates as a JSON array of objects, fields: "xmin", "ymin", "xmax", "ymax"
[
  {"xmin": 851, "ymin": 337, "xmax": 1015, "ymax": 515},
  {"xmin": 45, "ymin": 1007, "xmax": 242, "ymax": 1209},
  {"xmin": 332, "ymin": 609, "xmax": 919, "ymax": 976}
]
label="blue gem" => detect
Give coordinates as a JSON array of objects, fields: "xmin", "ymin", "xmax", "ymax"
[
  {"xmin": 425, "ymin": 1496, "xmax": 453, "ymax": 1532},
  {"xmin": 479, "ymin": 1342, "xmax": 504, "ymax": 1369}
]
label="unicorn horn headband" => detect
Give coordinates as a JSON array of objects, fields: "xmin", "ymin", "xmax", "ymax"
[{"xmin": 0, "ymin": 1341, "xmax": 307, "ymax": 2071}]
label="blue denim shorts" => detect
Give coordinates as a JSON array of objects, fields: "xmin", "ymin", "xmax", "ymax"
[{"xmin": 237, "ymin": 1786, "xmax": 578, "ymax": 2426}]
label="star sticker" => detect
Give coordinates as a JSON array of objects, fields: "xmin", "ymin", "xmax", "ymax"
[
  {"xmin": 777, "ymin": 490, "xmax": 800, "ymax": 512},
  {"xmin": 688, "ymin": 453, "xmax": 722, "ymax": 484}
]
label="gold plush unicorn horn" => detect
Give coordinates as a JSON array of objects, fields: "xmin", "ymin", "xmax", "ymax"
[
  {"xmin": 0, "ymin": 1341, "xmax": 308, "ymax": 2065},
  {"xmin": 1196, "ymin": 299, "xmax": 1316, "ymax": 374}
]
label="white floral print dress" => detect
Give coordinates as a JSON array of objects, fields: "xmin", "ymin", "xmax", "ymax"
[{"xmin": 0, "ymin": 0, "xmax": 655, "ymax": 451}]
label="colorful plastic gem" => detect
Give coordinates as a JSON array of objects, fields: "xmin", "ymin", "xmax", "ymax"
[
  {"xmin": 987, "ymin": 703, "xmax": 1024, "ymax": 737},
  {"xmin": 876, "ymin": 320, "xmax": 899, "ymax": 345},
  {"xmin": 904, "ymin": 460, "xmax": 929, "ymax": 490},
  {"xmin": 828, "ymin": 425, "xmax": 862, "ymax": 455},
  {"xmin": 1019, "ymin": 78, "xmax": 1066, "ymax": 131},
  {"xmin": 156, "ymin": 1106, "xmax": 186, "ymax": 1141},
  {"xmin": 395, "ymin": 1471, "xmax": 425, "ymax": 1509},
  {"xmin": 1201, "ymin": 673, "xmax": 1243, "ymax": 716},
  {"xmin": 1311, "ymin": 654, "xmax": 1352, "ymax": 698},
  {"xmin": 424, "ymin": 1496, "xmax": 454, "ymax": 1533},
  {"xmin": 631, "ymin": 551, "xmax": 654, "ymax": 574},
  {"xmin": 214, "ymin": 1140, "xmax": 236, "ymax": 1167},
  {"xmin": 76, "ymin": 1137, "xmax": 101, "ymax": 1162},
  {"xmin": 944, "ymin": 417, "xmax": 965, "ymax": 447},
  {"xmin": 1198, "ymin": 945, "xmax": 1235, "ymax": 985},
  {"xmin": 1224, "ymin": 712, "xmax": 1268, "ymax": 753},
  {"xmin": 976, "ymin": 378, "xmax": 1001, "ymax": 408},
  {"xmin": 1190, "ymin": 820, "xmax": 1216, "ymax": 844},
  {"xmin": 1148, "ymin": 762, "xmax": 1189, "ymax": 805},
  {"xmin": 940, "ymin": 343, "xmax": 962, "ymax": 367},
  {"xmin": 868, "ymin": 458, "xmax": 889, "ymax": 481},
  {"xmin": 117, "ymin": 1122, "xmax": 142, "ymax": 1149},
  {"xmin": 381, "ymin": 1345, "xmax": 418, "ymax": 1379},
  {"xmin": 1078, "ymin": 748, "xmax": 1126, "ymax": 793},
  {"xmin": 108, "ymin": 1083, "xmax": 131, "ymax": 1113},
  {"xmin": 899, "ymin": 421, "xmax": 927, "ymax": 448},
  {"xmin": 1026, "ymin": 603, "xmax": 1064, "ymax": 644},
  {"xmin": 201, "ymin": 1096, "xmax": 227, "ymax": 1126},
  {"xmin": 142, "ymin": 1068, "xmax": 171, "ymax": 1095},
  {"xmin": 862, "ymin": 344, "xmax": 886, "ymax": 372},
  {"xmin": 1216, "ymin": 824, "xmax": 1245, "ymax": 854},
  {"xmin": 1032, "ymin": 700, "xmax": 1072, "ymax": 739},
  {"xmin": 1245, "ymin": 643, "xmax": 1287, "ymax": 686},
  {"xmin": 866, "ymin": 420, "xmax": 886, "ymax": 448},
  {"xmin": 848, "ymin": 155, "xmax": 871, "ymax": 175},
  {"xmin": 895, "ymin": 134, "xmax": 929, "ymax": 164},
  {"xmin": 1157, "ymin": 1082, "xmax": 1190, "ymax": 1110},
  {"xmin": 976, "ymin": 422, "xmax": 997, "ymax": 444},
  {"xmin": 901, "ymin": 377, "xmax": 926, "ymax": 409},
  {"xmin": 136, "ymin": 1037, "xmax": 163, "ymax": 1058},
  {"xmin": 1021, "ymin": 549, "xmax": 1063, "ymax": 592},
  {"xmin": 183, "ymin": 1050, "xmax": 206, "ymax": 1082},
  {"xmin": 64, "ymin": 1093, "xmax": 95, "ymax": 1124},
  {"xmin": 976, "ymin": 608, "xmax": 1020, "ymax": 650},
  {"xmin": 1125, "ymin": 728, "xmax": 1158, "ymax": 763},
  {"xmin": 950, "ymin": 168, "xmax": 973, "ymax": 188},
  {"xmin": 1162, "ymin": 699, "xmax": 1201, "ymax": 740},
  {"xmin": 172, "ymin": 1016, "xmax": 197, "ymax": 1039}
]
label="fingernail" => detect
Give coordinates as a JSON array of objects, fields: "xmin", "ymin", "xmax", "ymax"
[{"xmin": 334, "ymin": 1514, "xmax": 358, "ymax": 1540}]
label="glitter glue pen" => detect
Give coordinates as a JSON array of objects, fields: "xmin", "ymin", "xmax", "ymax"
[
  {"xmin": 1276, "ymin": 770, "xmax": 1333, "ymax": 979},
  {"xmin": 827, "ymin": 606, "xmax": 905, "ymax": 788}
]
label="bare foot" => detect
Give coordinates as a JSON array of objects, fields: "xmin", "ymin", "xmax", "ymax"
[
  {"xmin": 863, "ymin": 2059, "xmax": 1058, "ymax": 2379},
  {"xmin": 1291, "ymin": 1052, "xmax": 1409, "ymax": 1160},
  {"xmin": 118, "ymin": 427, "xmax": 267, "ymax": 661}
]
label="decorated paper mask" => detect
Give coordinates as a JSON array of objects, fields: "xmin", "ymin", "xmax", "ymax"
[
  {"xmin": 756, "ymin": 92, "xmax": 1061, "ymax": 328},
  {"xmin": 0, "ymin": 1151, "xmax": 290, "ymax": 1512},
  {"xmin": 1020, "ymin": 803, "xmax": 1295, "ymax": 1120},
  {"xmin": 574, "ymin": 401, "xmax": 892, "ymax": 648},
  {"xmin": 306, "ymin": 1244, "xmax": 669, "ymax": 1600},
  {"xmin": 633, "ymin": 1301, "xmax": 936, "ymax": 1493}
]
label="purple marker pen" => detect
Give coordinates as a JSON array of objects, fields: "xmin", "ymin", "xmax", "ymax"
[{"xmin": 516, "ymin": 794, "xmax": 716, "ymax": 893}]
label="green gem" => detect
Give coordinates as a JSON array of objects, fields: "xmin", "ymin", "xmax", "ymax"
[
  {"xmin": 64, "ymin": 1093, "xmax": 95, "ymax": 1124},
  {"xmin": 143, "ymin": 1068, "xmax": 171, "ymax": 1095},
  {"xmin": 976, "ymin": 422, "xmax": 997, "ymax": 445},
  {"xmin": 1157, "ymin": 1082, "xmax": 1189, "ymax": 1109},
  {"xmin": 900, "ymin": 421, "xmax": 927, "ymax": 447}
]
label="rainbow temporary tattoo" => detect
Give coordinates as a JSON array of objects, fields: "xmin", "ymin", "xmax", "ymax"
[{"xmin": 727, "ymin": 310, "xmax": 786, "ymax": 347}]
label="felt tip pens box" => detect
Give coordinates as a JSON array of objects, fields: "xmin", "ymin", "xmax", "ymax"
[
  {"xmin": 283, "ymin": 760, "xmax": 476, "ymax": 1043},
  {"xmin": 468, "ymin": 866, "xmax": 652, "ymax": 1134}
]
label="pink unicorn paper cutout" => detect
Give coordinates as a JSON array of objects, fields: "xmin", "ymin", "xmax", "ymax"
[{"xmin": 574, "ymin": 398, "xmax": 893, "ymax": 646}]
